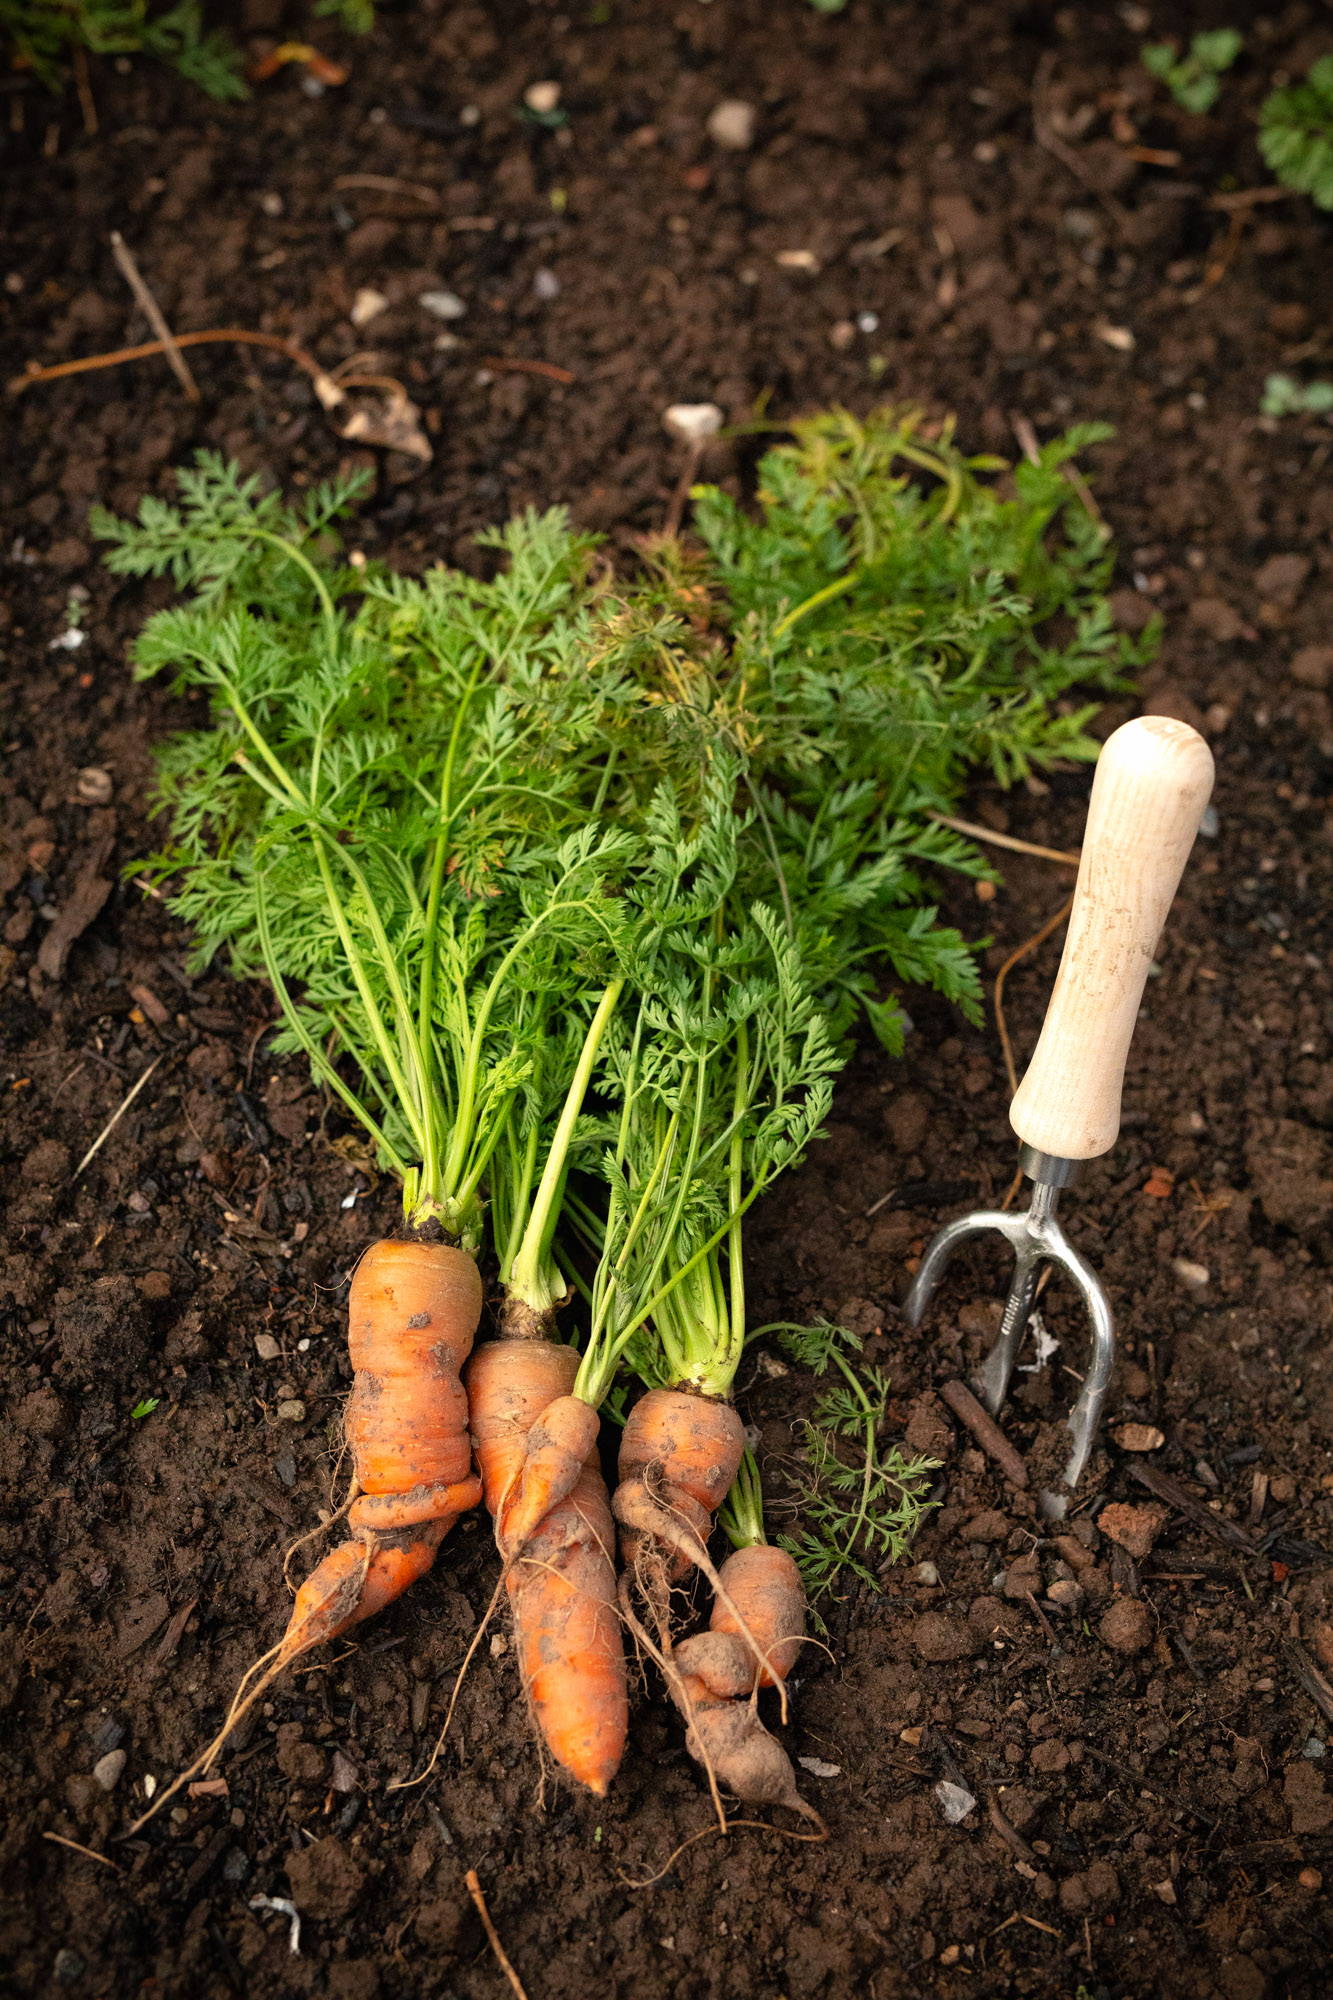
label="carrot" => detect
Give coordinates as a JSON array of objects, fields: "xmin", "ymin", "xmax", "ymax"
[
  {"xmin": 127, "ymin": 1239, "xmax": 481, "ymax": 1833},
  {"xmin": 467, "ymin": 1333, "xmax": 627, "ymax": 1796},
  {"xmin": 614, "ymin": 1384, "xmax": 746, "ymax": 1582},
  {"xmin": 278, "ymin": 1238, "xmax": 483, "ymax": 1656},
  {"xmin": 671, "ymin": 1535, "xmax": 817, "ymax": 1824}
]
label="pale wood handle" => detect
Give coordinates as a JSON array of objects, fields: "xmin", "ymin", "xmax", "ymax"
[{"xmin": 1009, "ymin": 715, "xmax": 1214, "ymax": 1160}]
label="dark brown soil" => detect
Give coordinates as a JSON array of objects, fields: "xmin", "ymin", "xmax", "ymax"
[{"xmin": 2, "ymin": 3, "xmax": 1332, "ymax": 1996}]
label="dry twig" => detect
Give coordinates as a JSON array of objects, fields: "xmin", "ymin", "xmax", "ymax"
[
  {"xmin": 110, "ymin": 233, "xmax": 199, "ymax": 401},
  {"xmin": 940, "ymin": 1379, "xmax": 1028, "ymax": 1490},
  {"xmin": 993, "ymin": 893, "xmax": 1075, "ymax": 1099},
  {"xmin": 464, "ymin": 1870, "xmax": 530, "ymax": 2000},
  {"xmin": 926, "ymin": 809, "xmax": 1080, "ymax": 869}
]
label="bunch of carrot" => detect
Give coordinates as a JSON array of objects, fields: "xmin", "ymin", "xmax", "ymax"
[{"xmin": 104, "ymin": 412, "xmax": 1144, "ymax": 1820}]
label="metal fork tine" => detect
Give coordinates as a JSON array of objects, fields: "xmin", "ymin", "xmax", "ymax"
[{"xmin": 977, "ymin": 1242, "xmax": 1044, "ymax": 1417}]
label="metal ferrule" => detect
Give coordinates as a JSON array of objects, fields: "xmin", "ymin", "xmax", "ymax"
[{"xmin": 1017, "ymin": 1143, "xmax": 1082, "ymax": 1189}]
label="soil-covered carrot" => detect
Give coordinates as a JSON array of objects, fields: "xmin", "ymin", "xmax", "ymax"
[
  {"xmin": 465, "ymin": 980, "xmax": 629, "ymax": 1795},
  {"xmin": 468, "ymin": 1337, "xmax": 625, "ymax": 1795},
  {"xmin": 276, "ymin": 1239, "xmax": 483, "ymax": 1660},
  {"xmin": 669, "ymin": 1458, "xmax": 815, "ymax": 1819}
]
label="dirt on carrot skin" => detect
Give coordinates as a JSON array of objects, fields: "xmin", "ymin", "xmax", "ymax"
[{"xmin": 1, "ymin": 3, "xmax": 1331, "ymax": 1996}]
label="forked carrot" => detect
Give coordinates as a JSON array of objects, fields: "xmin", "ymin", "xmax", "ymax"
[
  {"xmin": 129, "ymin": 1239, "xmax": 481, "ymax": 1830},
  {"xmin": 468, "ymin": 1335, "xmax": 626, "ymax": 1795},
  {"xmin": 460, "ymin": 977, "xmax": 629, "ymax": 1796}
]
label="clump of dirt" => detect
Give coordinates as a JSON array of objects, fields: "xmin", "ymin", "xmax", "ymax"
[{"xmin": 1, "ymin": 3, "xmax": 1331, "ymax": 1997}]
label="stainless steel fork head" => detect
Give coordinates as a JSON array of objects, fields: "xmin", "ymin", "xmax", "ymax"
[{"xmin": 903, "ymin": 1146, "xmax": 1115, "ymax": 1502}]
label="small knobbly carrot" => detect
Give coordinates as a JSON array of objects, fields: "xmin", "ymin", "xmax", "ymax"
[{"xmin": 671, "ymin": 1541, "xmax": 818, "ymax": 1823}]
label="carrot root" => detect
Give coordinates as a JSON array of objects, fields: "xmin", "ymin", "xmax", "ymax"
[{"xmin": 468, "ymin": 1338, "xmax": 628, "ymax": 1795}]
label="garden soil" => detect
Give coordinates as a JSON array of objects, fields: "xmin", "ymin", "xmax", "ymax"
[{"xmin": 2, "ymin": 3, "xmax": 1332, "ymax": 1996}]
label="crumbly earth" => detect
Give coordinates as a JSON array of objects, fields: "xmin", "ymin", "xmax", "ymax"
[{"xmin": 1, "ymin": 4, "xmax": 1331, "ymax": 1996}]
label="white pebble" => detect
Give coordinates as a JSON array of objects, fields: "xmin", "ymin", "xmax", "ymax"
[
  {"xmin": 935, "ymin": 1780, "xmax": 977, "ymax": 1824},
  {"xmin": 706, "ymin": 99, "xmax": 756, "ymax": 150},
  {"xmin": 419, "ymin": 290, "xmax": 466, "ymax": 321},
  {"xmin": 524, "ymin": 80, "xmax": 561, "ymax": 115},
  {"xmin": 797, "ymin": 1756, "xmax": 841, "ymax": 1778},
  {"xmin": 350, "ymin": 287, "xmax": 389, "ymax": 329},
  {"xmin": 663, "ymin": 402, "xmax": 723, "ymax": 445},
  {"xmin": 1172, "ymin": 1258, "xmax": 1210, "ymax": 1290},
  {"xmin": 532, "ymin": 267, "xmax": 560, "ymax": 300},
  {"xmin": 254, "ymin": 1334, "xmax": 280, "ymax": 1361},
  {"xmin": 913, "ymin": 1561, "xmax": 940, "ymax": 1586},
  {"xmin": 776, "ymin": 248, "xmax": 820, "ymax": 272},
  {"xmin": 93, "ymin": 1749, "xmax": 126, "ymax": 1791}
]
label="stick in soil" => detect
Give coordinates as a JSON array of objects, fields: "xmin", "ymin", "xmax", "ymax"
[
  {"xmin": 109, "ymin": 233, "xmax": 199, "ymax": 401},
  {"xmin": 925, "ymin": 809, "xmax": 1081, "ymax": 869},
  {"xmin": 993, "ymin": 892, "xmax": 1075, "ymax": 1100},
  {"xmin": 940, "ymin": 1379, "xmax": 1029, "ymax": 1489},
  {"xmin": 72, "ymin": 1055, "xmax": 164, "ymax": 1182},
  {"xmin": 464, "ymin": 1869, "xmax": 530, "ymax": 2000}
]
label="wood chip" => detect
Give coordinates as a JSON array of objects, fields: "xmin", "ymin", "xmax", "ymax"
[{"xmin": 1113, "ymin": 1423, "xmax": 1165, "ymax": 1452}]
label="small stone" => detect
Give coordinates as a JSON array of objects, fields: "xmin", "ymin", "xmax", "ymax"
[
  {"xmin": 532, "ymin": 267, "xmax": 560, "ymax": 301},
  {"xmin": 350, "ymin": 287, "xmax": 388, "ymax": 328},
  {"xmin": 1099, "ymin": 1597, "xmax": 1153, "ymax": 1654},
  {"xmin": 828, "ymin": 320, "xmax": 855, "ymax": 350},
  {"xmin": 53, "ymin": 1950, "xmax": 86, "ymax": 1987},
  {"xmin": 1299, "ymin": 1867, "xmax": 1323, "ymax": 1891},
  {"xmin": 1099, "ymin": 1501, "xmax": 1167, "ymax": 1560},
  {"xmin": 490, "ymin": 1630, "xmax": 509, "ymax": 1656},
  {"xmin": 663, "ymin": 402, "xmax": 723, "ymax": 446},
  {"xmin": 934, "ymin": 1780, "xmax": 977, "ymax": 1824},
  {"xmin": 1045, "ymin": 1578, "xmax": 1084, "ymax": 1611},
  {"xmin": 75, "ymin": 766, "xmax": 113, "ymax": 805},
  {"xmin": 1112, "ymin": 1423, "xmax": 1164, "ymax": 1452},
  {"xmin": 222, "ymin": 1848, "xmax": 251, "ymax": 1884},
  {"xmin": 1094, "ymin": 321, "xmax": 1135, "ymax": 352},
  {"xmin": 523, "ymin": 80, "xmax": 561, "ymax": 115},
  {"xmin": 1289, "ymin": 646, "xmax": 1333, "ymax": 690},
  {"xmin": 419, "ymin": 290, "xmax": 466, "ymax": 321},
  {"xmin": 254, "ymin": 1334, "xmax": 280, "ymax": 1361},
  {"xmin": 798, "ymin": 1756, "xmax": 842, "ymax": 1778},
  {"xmin": 276, "ymin": 1399, "xmax": 306, "ymax": 1423},
  {"xmin": 93, "ymin": 1748, "xmax": 126, "ymax": 1791},
  {"xmin": 911, "ymin": 1613, "xmax": 982, "ymax": 1662},
  {"xmin": 706, "ymin": 99, "xmax": 756, "ymax": 150},
  {"xmin": 913, "ymin": 1561, "xmax": 940, "ymax": 1586},
  {"xmin": 1172, "ymin": 1257, "xmax": 1210, "ymax": 1290},
  {"xmin": 775, "ymin": 248, "xmax": 820, "ymax": 272},
  {"xmin": 1152, "ymin": 1877, "xmax": 1178, "ymax": 1906}
]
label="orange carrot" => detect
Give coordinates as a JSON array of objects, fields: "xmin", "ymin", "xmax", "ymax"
[
  {"xmin": 467, "ymin": 1333, "xmax": 627, "ymax": 1796},
  {"xmin": 276, "ymin": 1238, "xmax": 483, "ymax": 1659},
  {"xmin": 127, "ymin": 1238, "xmax": 481, "ymax": 1832},
  {"xmin": 671, "ymin": 1542, "xmax": 817, "ymax": 1822},
  {"xmin": 614, "ymin": 1385, "xmax": 746, "ymax": 1582}
]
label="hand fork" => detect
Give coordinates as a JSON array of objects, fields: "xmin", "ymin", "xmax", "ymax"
[{"xmin": 905, "ymin": 716, "xmax": 1215, "ymax": 1507}]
